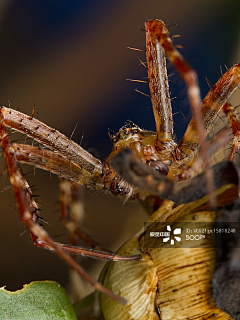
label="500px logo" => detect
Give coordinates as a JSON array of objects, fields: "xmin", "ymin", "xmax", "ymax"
[
  {"xmin": 146, "ymin": 222, "xmax": 240, "ymax": 248},
  {"xmin": 186, "ymin": 234, "xmax": 206, "ymax": 240}
]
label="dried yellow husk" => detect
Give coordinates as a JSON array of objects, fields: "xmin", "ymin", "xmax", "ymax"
[{"xmin": 100, "ymin": 184, "xmax": 237, "ymax": 320}]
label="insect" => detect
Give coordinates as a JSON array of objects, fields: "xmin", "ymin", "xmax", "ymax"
[{"xmin": 0, "ymin": 17, "xmax": 240, "ymax": 319}]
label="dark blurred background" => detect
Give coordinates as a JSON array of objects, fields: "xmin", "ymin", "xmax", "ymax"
[{"xmin": 0, "ymin": 0, "xmax": 240, "ymax": 298}]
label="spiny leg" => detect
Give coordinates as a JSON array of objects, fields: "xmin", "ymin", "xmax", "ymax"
[
  {"xmin": 10, "ymin": 147, "xmax": 137, "ymax": 258},
  {"xmin": 13, "ymin": 143, "xmax": 133, "ymax": 197},
  {"xmin": 13, "ymin": 144, "xmax": 94, "ymax": 186},
  {"xmin": 145, "ymin": 20, "xmax": 173, "ymax": 146},
  {"xmin": 176, "ymin": 125, "xmax": 233, "ymax": 178},
  {"xmin": 0, "ymin": 106, "xmax": 103, "ymax": 177},
  {"xmin": 223, "ymin": 102, "xmax": 240, "ymax": 161},
  {"xmin": 179, "ymin": 65, "xmax": 240, "ymax": 154},
  {"xmin": 145, "ymin": 20, "xmax": 214, "ymax": 205},
  {"xmin": 60, "ymin": 179, "xmax": 116, "ymax": 302},
  {"xmin": 1, "ymin": 106, "xmax": 133, "ymax": 196},
  {"xmin": 0, "ymin": 122, "xmax": 140, "ymax": 303},
  {"xmin": 60, "ymin": 178, "xmax": 103, "ymax": 250},
  {"xmin": 60, "ymin": 179, "xmax": 98, "ymax": 301}
]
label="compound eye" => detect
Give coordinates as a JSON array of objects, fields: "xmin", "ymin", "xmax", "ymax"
[
  {"xmin": 110, "ymin": 180, "xmax": 123, "ymax": 195},
  {"xmin": 110, "ymin": 176, "xmax": 130, "ymax": 196},
  {"xmin": 147, "ymin": 159, "xmax": 169, "ymax": 175},
  {"xmin": 131, "ymin": 127, "xmax": 138, "ymax": 134}
]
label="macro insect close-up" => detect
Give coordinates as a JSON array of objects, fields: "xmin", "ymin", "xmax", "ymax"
[{"xmin": 1, "ymin": 1, "xmax": 240, "ymax": 320}]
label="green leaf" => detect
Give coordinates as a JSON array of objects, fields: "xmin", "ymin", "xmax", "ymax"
[{"xmin": 0, "ymin": 281, "xmax": 77, "ymax": 320}]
